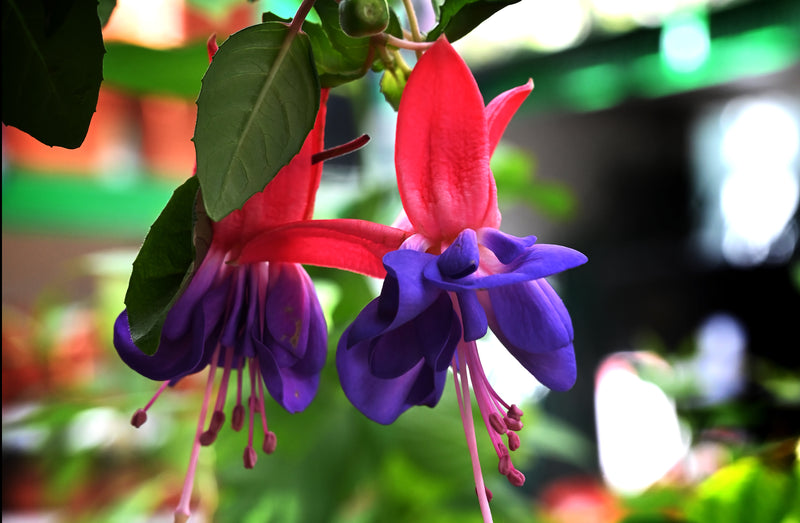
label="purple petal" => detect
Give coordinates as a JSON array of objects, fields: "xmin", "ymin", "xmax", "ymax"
[
  {"xmin": 254, "ymin": 263, "xmax": 327, "ymax": 413},
  {"xmin": 425, "ymin": 243, "xmax": 587, "ymax": 292},
  {"xmin": 456, "ymin": 290, "xmax": 487, "ymax": 342},
  {"xmin": 437, "ymin": 229, "xmax": 479, "ymax": 278},
  {"xmin": 167, "ymin": 248, "xmax": 228, "ymax": 334},
  {"xmin": 347, "ymin": 249, "xmax": 440, "ymax": 346},
  {"xmin": 337, "ymin": 334, "xmax": 447, "ymax": 424},
  {"xmin": 478, "ymin": 228, "xmax": 537, "ymax": 264},
  {"xmin": 256, "ymin": 346, "xmax": 321, "ymax": 413},
  {"xmin": 266, "ymin": 262, "xmax": 315, "ymax": 360},
  {"xmin": 368, "ymin": 292, "xmax": 459, "ymax": 379},
  {"xmin": 505, "ymin": 341, "xmax": 577, "ymax": 391},
  {"xmin": 488, "ymin": 279, "xmax": 573, "ymax": 353},
  {"xmin": 114, "ymin": 279, "xmax": 226, "ymax": 380}
]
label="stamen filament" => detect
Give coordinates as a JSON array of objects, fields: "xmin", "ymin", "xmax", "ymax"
[
  {"xmin": 244, "ymin": 359, "xmax": 258, "ymax": 469},
  {"xmin": 453, "ymin": 343, "xmax": 493, "ymax": 523},
  {"xmin": 174, "ymin": 345, "xmax": 221, "ymax": 522},
  {"xmin": 232, "ymin": 358, "xmax": 245, "ymax": 431},
  {"xmin": 131, "ymin": 381, "xmax": 170, "ymax": 427},
  {"xmin": 254, "ymin": 357, "xmax": 278, "ymax": 454}
]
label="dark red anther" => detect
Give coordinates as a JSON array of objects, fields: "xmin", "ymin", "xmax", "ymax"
[
  {"xmin": 498, "ymin": 455, "xmax": 512, "ymax": 475},
  {"xmin": 232, "ymin": 404, "xmax": 245, "ymax": 431},
  {"xmin": 507, "ymin": 404, "xmax": 523, "ymax": 421},
  {"xmin": 507, "ymin": 430, "xmax": 520, "ymax": 451},
  {"xmin": 489, "ymin": 412, "xmax": 506, "ymax": 434},
  {"xmin": 243, "ymin": 446, "xmax": 258, "ymax": 469},
  {"xmin": 475, "ymin": 486, "xmax": 493, "ymax": 503},
  {"xmin": 506, "ymin": 468, "xmax": 526, "ymax": 487},
  {"xmin": 131, "ymin": 409, "xmax": 147, "ymax": 428},
  {"xmin": 504, "ymin": 416, "xmax": 523, "ymax": 432},
  {"xmin": 209, "ymin": 410, "xmax": 225, "ymax": 432},
  {"xmin": 262, "ymin": 431, "xmax": 277, "ymax": 454},
  {"xmin": 495, "ymin": 441, "xmax": 509, "ymax": 459},
  {"xmin": 199, "ymin": 430, "xmax": 218, "ymax": 446}
]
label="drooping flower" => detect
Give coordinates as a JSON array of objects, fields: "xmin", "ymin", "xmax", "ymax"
[
  {"xmin": 114, "ymin": 38, "xmax": 408, "ymax": 523},
  {"xmin": 336, "ymin": 37, "xmax": 587, "ymax": 520}
]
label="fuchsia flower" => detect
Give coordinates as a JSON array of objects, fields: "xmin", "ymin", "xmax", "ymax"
[
  {"xmin": 336, "ymin": 38, "xmax": 587, "ymax": 520},
  {"xmin": 114, "ymin": 38, "xmax": 408, "ymax": 523}
]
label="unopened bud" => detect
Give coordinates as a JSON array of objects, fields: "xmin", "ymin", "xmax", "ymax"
[
  {"xmin": 131, "ymin": 409, "xmax": 147, "ymax": 428},
  {"xmin": 244, "ymin": 446, "xmax": 258, "ymax": 469},
  {"xmin": 262, "ymin": 431, "xmax": 277, "ymax": 454}
]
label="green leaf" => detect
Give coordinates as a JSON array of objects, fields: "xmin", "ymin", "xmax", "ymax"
[
  {"xmin": 124, "ymin": 177, "xmax": 200, "ymax": 356},
  {"xmin": 194, "ymin": 22, "xmax": 320, "ymax": 221},
  {"xmin": 103, "ymin": 41, "xmax": 208, "ymax": 99},
  {"xmin": 1, "ymin": 0, "xmax": 105, "ymax": 149},
  {"xmin": 686, "ymin": 455, "xmax": 800, "ymax": 523},
  {"xmin": 427, "ymin": 0, "xmax": 521, "ymax": 42}
]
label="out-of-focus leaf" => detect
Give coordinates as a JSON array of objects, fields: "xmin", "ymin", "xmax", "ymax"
[
  {"xmin": 98, "ymin": 0, "xmax": 116, "ymax": 27},
  {"xmin": 194, "ymin": 22, "xmax": 320, "ymax": 221},
  {"xmin": 686, "ymin": 455, "xmax": 800, "ymax": 523},
  {"xmin": 125, "ymin": 177, "xmax": 199, "ymax": 356},
  {"xmin": 187, "ymin": 0, "xmax": 244, "ymax": 18},
  {"xmin": 1, "ymin": 0, "xmax": 105, "ymax": 148},
  {"xmin": 491, "ymin": 145, "xmax": 576, "ymax": 220},
  {"xmin": 427, "ymin": 0, "xmax": 521, "ymax": 43},
  {"xmin": 103, "ymin": 41, "xmax": 208, "ymax": 98}
]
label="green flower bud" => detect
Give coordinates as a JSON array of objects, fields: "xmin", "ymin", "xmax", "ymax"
[{"xmin": 339, "ymin": 0, "xmax": 390, "ymax": 38}]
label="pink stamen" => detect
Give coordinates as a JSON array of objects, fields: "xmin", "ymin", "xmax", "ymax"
[
  {"xmin": 506, "ymin": 467, "xmax": 526, "ymax": 487},
  {"xmin": 200, "ymin": 347, "xmax": 236, "ymax": 445},
  {"xmin": 503, "ymin": 416, "xmax": 523, "ymax": 432},
  {"xmin": 462, "ymin": 339, "xmax": 527, "ymax": 488},
  {"xmin": 174, "ymin": 345, "xmax": 221, "ymax": 522},
  {"xmin": 453, "ymin": 343, "xmax": 493, "ymax": 523},
  {"xmin": 232, "ymin": 358, "xmax": 245, "ymax": 431},
  {"xmin": 489, "ymin": 412, "xmax": 506, "ymax": 434},
  {"xmin": 130, "ymin": 381, "xmax": 170, "ymax": 427},
  {"xmin": 254, "ymin": 357, "xmax": 278, "ymax": 454},
  {"xmin": 244, "ymin": 358, "xmax": 258, "ymax": 469}
]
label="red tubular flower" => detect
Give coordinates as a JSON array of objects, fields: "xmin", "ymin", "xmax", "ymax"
[
  {"xmin": 114, "ymin": 36, "xmax": 408, "ymax": 523},
  {"xmin": 336, "ymin": 37, "xmax": 587, "ymax": 522}
]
